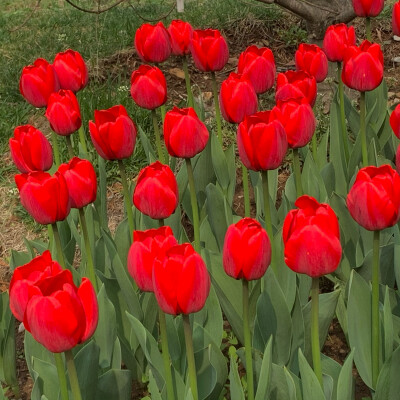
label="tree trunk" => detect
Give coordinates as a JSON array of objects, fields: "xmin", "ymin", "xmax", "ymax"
[{"xmin": 255, "ymin": 0, "xmax": 355, "ymax": 39}]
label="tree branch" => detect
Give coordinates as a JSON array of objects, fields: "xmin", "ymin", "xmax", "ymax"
[
  {"xmin": 9, "ymin": 0, "xmax": 41, "ymax": 32},
  {"xmin": 64, "ymin": 0, "xmax": 127, "ymax": 14}
]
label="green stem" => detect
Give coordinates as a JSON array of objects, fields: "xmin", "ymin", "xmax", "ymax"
[
  {"xmin": 311, "ymin": 277, "xmax": 323, "ymax": 386},
  {"xmin": 366, "ymin": 17, "xmax": 372, "ymax": 41},
  {"xmin": 360, "ymin": 91, "xmax": 368, "ymax": 167},
  {"xmin": 211, "ymin": 71, "xmax": 223, "ymax": 145},
  {"xmin": 372, "ymin": 229, "xmax": 380, "ymax": 388},
  {"xmin": 183, "ymin": 314, "xmax": 198, "ymax": 400},
  {"xmin": 51, "ymin": 223, "xmax": 66, "ymax": 269},
  {"xmin": 242, "ymin": 279, "xmax": 254, "ymax": 400},
  {"xmin": 293, "ymin": 148, "xmax": 303, "ymax": 198},
  {"xmin": 183, "ymin": 56, "xmax": 194, "ymax": 108},
  {"xmin": 65, "ymin": 135, "xmax": 74, "ymax": 158},
  {"xmin": 47, "ymin": 225, "xmax": 54, "ymax": 253},
  {"xmin": 311, "ymin": 132, "xmax": 318, "ymax": 163},
  {"xmin": 159, "ymin": 218, "xmax": 165, "ymax": 228},
  {"xmin": 78, "ymin": 125, "xmax": 88, "ymax": 154},
  {"xmin": 160, "ymin": 104, "xmax": 166, "ymax": 123},
  {"xmin": 261, "ymin": 171, "xmax": 275, "ymax": 273},
  {"xmin": 337, "ymin": 63, "xmax": 350, "ymax": 164},
  {"xmin": 52, "ymin": 131, "xmax": 61, "ymax": 167},
  {"xmin": 65, "ymin": 350, "xmax": 83, "ymax": 400},
  {"xmin": 78, "ymin": 208, "xmax": 98, "ymax": 292},
  {"xmin": 117, "ymin": 159, "xmax": 134, "ymax": 236},
  {"xmin": 185, "ymin": 158, "xmax": 200, "ymax": 253},
  {"xmin": 242, "ymin": 164, "xmax": 251, "ymax": 218},
  {"xmin": 152, "ymin": 109, "xmax": 166, "ymax": 164},
  {"xmin": 159, "ymin": 307, "xmax": 175, "ymax": 400},
  {"xmin": 54, "ymin": 353, "xmax": 69, "ymax": 400}
]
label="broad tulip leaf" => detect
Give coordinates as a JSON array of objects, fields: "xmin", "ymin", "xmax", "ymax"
[
  {"xmin": 95, "ymin": 369, "xmax": 132, "ymax": 400},
  {"xmin": 383, "ymin": 287, "xmax": 394, "ymax": 362},
  {"xmin": 148, "ymin": 369, "xmax": 163, "ymax": 400},
  {"xmin": 229, "ymin": 355, "xmax": 245, "ymax": 400},
  {"xmin": 225, "ymin": 144, "xmax": 237, "ymax": 206},
  {"xmin": 298, "ymin": 349, "xmax": 325, "ymax": 400},
  {"xmin": 321, "ymin": 354, "xmax": 340, "ymax": 400},
  {"xmin": 337, "ymin": 350, "xmax": 355, "ymax": 400},
  {"xmin": 255, "ymin": 338, "xmax": 273, "ymax": 400},
  {"xmin": 9, "ymin": 249, "xmax": 31, "ymax": 271},
  {"xmin": 211, "ymin": 132, "xmax": 230, "ymax": 191},
  {"xmin": 269, "ymin": 363, "xmax": 297, "ymax": 400},
  {"xmin": 31, "ymin": 357, "xmax": 59, "ymax": 400},
  {"xmin": 114, "ymin": 219, "xmax": 131, "ymax": 269},
  {"xmin": 24, "ymin": 331, "xmax": 54, "ymax": 380},
  {"xmin": 289, "ymin": 291, "xmax": 305, "ymax": 373},
  {"xmin": 375, "ymin": 344, "xmax": 400, "ymax": 400},
  {"xmin": 138, "ymin": 125, "xmax": 156, "ymax": 164}
]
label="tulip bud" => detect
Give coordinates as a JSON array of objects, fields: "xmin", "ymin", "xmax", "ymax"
[
  {"xmin": 295, "ymin": 43, "xmax": 328, "ymax": 83},
  {"xmin": 9, "ymin": 125, "xmax": 53, "ymax": 173},
  {"xmin": 323, "ymin": 24, "xmax": 356, "ymax": 63},
  {"xmin": 133, "ymin": 161, "xmax": 179, "ymax": 220},
  {"xmin": 168, "ymin": 20, "xmax": 193, "ymax": 56},
  {"xmin": 390, "ymin": 104, "xmax": 400, "ymax": 139},
  {"xmin": 223, "ymin": 218, "xmax": 271, "ymax": 281},
  {"xmin": 347, "ymin": 165, "xmax": 400, "ymax": 231},
  {"xmin": 393, "ymin": 1, "xmax": 400, "ymax": 36},
  {"xmin": 352, "ymin": 0, "xmax": 384, "ymax": 17},
  {"xmin": 283, "ymin": 195, "xmax": 342, "ymax": 277}
]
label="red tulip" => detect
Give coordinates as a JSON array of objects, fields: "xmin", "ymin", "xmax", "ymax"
[
  {"xmin": 53, "ymin": 49, "xmax": 88, "ymax": 92},
  {"xmin": 190, "ymin": 29, "xmax": 229, "ymax": 72},
  {"xmin": 342, "ymin": 40, "xmax": 383, "ymax": 92},
  {"xmin": 130, "ymin": 65, "xmax": 167, "ymax": 110},
  {"xmin": 237, "ymin": 111, "xmax": 287, "ymax": 171},
  {"xmin": 393, "ymin": 1, "xmax": 400, "ymax": 36},
  {"xmin": 133, "ymin": 161, "xmax": 178, "ymax": 219},
  {"xmin": 352, "ymin": 0, "xmax": 384, "ymax": 17},
  {"xmin": 295, "ymin": 43, "xmax": 328, "ymax": 83},
  {"xmin": 9, "ymin": 125, "xmax": 53, "ymax": 173},
  {"xmin": 45, "ymin": 89, "xmax": 82, "ymax": 136},
  {"xmin": 275, "ymin": 70, "xmax": 317, "ymax": 106},
  {"xmin": 223, "ymin": 218, "xmax": 271, "ymax": 280},
  {"xmin": 390, "ymin": 103, "xmax": 400, "ymax": 139},
  {"xmin": 89, "ymin": 105, "xmax": 137, "ymax": 160},
  {"xmin": 237, "ymin": 45, "xmax": 276, "ymax": 94},
  {"xmin": 168, "ymin": 20, "xmax": 193, "ymax": 56},
  {"xmin": 9, "ymin": 251, "xmax": 62, "ymax": 322},
  {"xmin": 323, "ymin": 24, "xmax": 357, "ymax": 63},
  {"xmin": 283, "ymin": 195, "xmax": 342, "ymax": 277},
  {"xmin": 134, "ymin": 22, "xmax": 171, "ymax": 63},
  {"xmin": 164, "ymin": 107, "xmax": 209, "ymax": 158},
  {"xmin": 271, "ymin": 97, "xmax": 316, "ymax": 148},
  {"xmin": 15, "ymin": 171, "xmax": 71, "ymax": 225},
  {"xmin": 127, "ymin": 226, "xmax": 178, "ymax": 292},
  {"xmin": 58, "ymin": 157, "xmax": 97, "ymax": 209},
  {"xmin": 153, "ymin": 243, "xmax": 210, "ymax": 315},
  {"xmin": 23, "ymin": 269, "xmax": 98, "ymax": 353},
  {"xmin": 19, "ymin": 58, "xmax": 60, "ymax": 108},
  {"xmin": 347, "ymin": 165, "xmax": 400, "ymax": 231},
  {"xmin": 219, "ymin": 73, "xmax": 258, "ymax": 124}
]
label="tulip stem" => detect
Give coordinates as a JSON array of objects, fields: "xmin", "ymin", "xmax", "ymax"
[
  {"xmin": 261, "ymin": 171, "xmax": 275, "ymax": 273},
  {"xmin": 242, "ymin": 279, "xmax": 254, "ymax": 400},
  {"xmin": 337, "ymin": 63, "xmax": 350, "ymax": 164},
  {"xmin": 52, "ymin": 131, "xmax": 61, "ymax": 167},
  {"xmin": 366, "ymin": 17, "xmax": 372, "ymax": 41},
  {"xmin": 293, "ymin": 148, "xmax": 303, "ymax": 198},
  {"xmin": 65, "ymin": 350, "xmax": 83, "ymax": 400},
  {"xmin": 183, "ymin": 56, "xmax": 194, "ymax": 108},
  {"xmin": 78, "ymin": 208, "xmax": 98, "ymax": 293},
  {"xmin": 65, "ymin": 135, "xmax": 74, "ymax": 158},
  {"xmin": 159, "ymin": 307, "xmax": 176, "ymax": 400},
  {"xmin": 51, "ymin": 223, "xmax": 66, "ymax": 269},
  {"xmin": 54, "ymin": 353, "xmax": 69, "ymax": 400},
  {"xmin": 159, "ymin": 218, "xmax": 165, "ymax": 228},
  {"xmin": 242, "ymin": 163, "xmax": 251, "ymax": 218},
  {"xmin": 185, "ymin": 158, "xmax": 200, "ymax": 253},
  {"xmin": 360, "ymin": 91, "xmax": 368, "ymax": 167},
  {"xmin": 311, "ymin": 277, "xmax": 323, "ymax": 386},
  {"xmin": 211, "ymin": 71, "xmax": 223, "ymax": 146},
  {"xmin": 183, "ymin": 314, "xmax": 198, "ymax": 400},
  {"xmin": 160, "ymin": 104, "xmax": 166, "ymax": 124},
  {"xmin": 117, "ymin": 159, "xmax": 135, "ymax": 236},
  {"xmin": 152, "ymin": 109, "xmax": 166, "ymax": 164},
  {"xmin": 78, "ymin": 125, "xmax": 88, "ymax": 154},
  {"xmin": 372, "ymin": 229, "xmax": 380, "ymax": 388}
]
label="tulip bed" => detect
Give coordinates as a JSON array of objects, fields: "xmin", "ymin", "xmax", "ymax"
[{"xmin": 3, "ymin": 1, "xmax": 400, "ymax": 400}]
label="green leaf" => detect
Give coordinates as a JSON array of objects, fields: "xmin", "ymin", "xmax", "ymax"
[
  {"xmin": 229, "ymin": 355, "xmax": 245, "ymax": 400},
  {"xmin": 269, "ymin": 364, "xmax": 297, "ymax": 400},
  {"xmin": 337, "ymin": 350, "xmax": 355, "ymax": 400},
  {"xmin": 138, "ymin": 125, "xmax": 156, "ymax": 164},
  {"xmin": 211, "ymin": 133, "xmax": 230, "ymax": 191},
  {"xmin": 96, "ymin": 369, "xmax": 132, "ymax": 400},
  {"xmin": 298, "ymin": 349, "xmax": 325, "ymax": 400},
  {"xmin": 383, "ymin": 287, "xmax": 394, "ymax": 362},
  {"xmin": 148, "ymin": 369, "xmax": 162, "ymax": 400},
  {"xmin": 375, "ymin": 344, "xmax": 400, "ymax": 400},
  {"xmin": 255, "ymin": 338, "xmax": 273, "ymax": 400},
  {"xmin": 31, "ymin": 357, "xmax": 59, "ymax": 400},
  {"xmin": 114, "ymin": 219, "xmax": 131, "ymax": 270},
  {"xmin": 24, "ymin": 331, "xmax": 54, "ymax": 380},
  {"xmin": 321, "ymin": 355, "xmax": 340, "ymax": 400}
]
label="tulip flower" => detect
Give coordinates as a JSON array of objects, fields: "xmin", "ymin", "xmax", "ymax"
[
  {"xmin": 89, "ymin": 105, "xmax": 137, "ymax": 160},
  {"xmin": 127, "ymin": 226, "xmax": 178, "ymax": 292},
  {"xmin": 295, "ymin": 43, "xmax": 328, "ymax": 83},
  {"xmin": 58, "ymin": 157, "xmax": 97, "ymax": 209},
  {"xmin": 15, "ymin": 171, "xmax": 71, "ymax": 225},
  {"xmin": 393, "ymin": 1, "xmax": 400, "ymax": 36},
  {"xmin": 190, "ymin": 28, "xmax": 229, "ymax": 72},
  {"xmin": 53, "ymin": 49, "xmax": 89, "ymax": 92},
  {"xmin": 134, "ymin": 22, "xmax": 171, "ymax": 63},
  {"xmin": 219, "ymin": 72, "xmax": 258, "ymax": 124},
  {"xmin": 237, "ymin": 45, "xmax": 276, "ymax": 94},
  {"xmin": 352, "ymin": 0, "xmax": 384, "ymax": 17},
  {"xmin": 167, "ymin": 20, "xmax": 193, "ymax": 56},
  {"xmin": 19, "ymin": 58, "xmax": 60, "ymax": 108},
  {"xmin": 9, "ymin": 125, "xmax": 53, "ymax": 173},
  {"xmin": 130, "ymin": 65, "xmax": 167, "ymax": 110},
  {"xmin": 133, "ymin": 161, "xmax": 179, "ymax": 220},
  {"xmin": 275, "ymin": 70, "xmax": 317, "ymax": 106},
  {"xmin": 45, "ymin": 89, "xmax": 82, "ymax": 136},
  {"xmin": 163, "ymin": 107, "xmax": 209, "ymax": 158},
  {"xmin": 237, "ymin": 111, "xmax": 287, "ymax": 171},
  {"xmin": 323, "ymin": 24, "xmax": 356, "ymax": 63},
  {"xmin": 390, "ymin": 103, "xmax": 400, "ymax": 139}
]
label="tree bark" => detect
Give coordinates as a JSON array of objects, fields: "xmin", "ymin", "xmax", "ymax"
[{"xmin": 255, "ymin": 0, "xmax": 355, "ymax": 39}]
